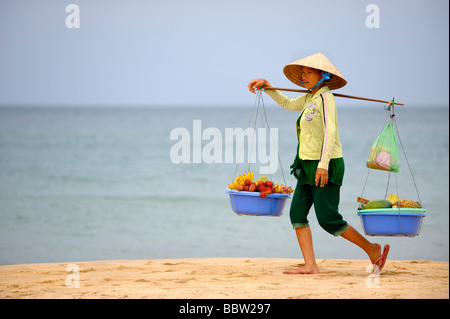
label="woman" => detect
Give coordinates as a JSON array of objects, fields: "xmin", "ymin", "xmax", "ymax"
[{"xmin": 247, "ymin": 52, "xmax": 389, "ymax": 274}]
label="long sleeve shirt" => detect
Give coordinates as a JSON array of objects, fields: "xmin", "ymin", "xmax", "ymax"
[{"xmin": 265, "ymin": 85, "xmax": 343, "ymax": 170}]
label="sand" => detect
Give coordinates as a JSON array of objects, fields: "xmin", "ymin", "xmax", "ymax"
[{"xmin": 0, "ymin": 258, "xmax": 448, "ymax": 299}]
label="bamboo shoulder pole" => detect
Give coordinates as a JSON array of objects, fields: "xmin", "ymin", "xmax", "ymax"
[{"xmin": 263, "ymin": 87, "xmax": 404, "ymax": 106}]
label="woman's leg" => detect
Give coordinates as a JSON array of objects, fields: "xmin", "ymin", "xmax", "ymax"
[
  {"xmin": 284, "ymin": 183, "xmax": 319, "ymax": 274},
  {"xmin": 340, "ymin": 225, "xmax": 383, "ymax": 266},
  {"xmin": 283, "ymin": 226, "xmax": 320, "ymax": 274},
  {"xmin": 312, "ymin": 182, "xmax": 348, "ymax": 236}
]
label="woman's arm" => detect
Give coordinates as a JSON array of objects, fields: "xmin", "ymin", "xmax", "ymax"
[{"xmin": 248, "ymin": 78, "xmax": 307, "ymax": 111}]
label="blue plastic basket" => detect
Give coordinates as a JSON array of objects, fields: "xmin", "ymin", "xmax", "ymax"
[
  {"xmin": 226, "ymin": 189, "xmax": 291, "ymax": 216},
  {"xmin": 357, "ymin": 208, "xmax": 426, "ymax": 237}
]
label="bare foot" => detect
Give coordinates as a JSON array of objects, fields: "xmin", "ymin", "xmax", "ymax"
[
  {"xmin": 283, "ymin": 264, "xmax": 319, "ymax": 274},
  {"xmin": 369, "ymin": 243, "xmax": 382, "ymax": 266},
  {"xmin": 368, "ymin": 243, "xmax": 390, "ymax": 273},
  {"xmin": 374, "ymin": 244, "xmax": 390, "ymax": 273}
]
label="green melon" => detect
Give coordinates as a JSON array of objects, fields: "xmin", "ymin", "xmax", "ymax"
[{"xmin": 365, "ymin": 199, "xmax": 393, "ymax": 209}]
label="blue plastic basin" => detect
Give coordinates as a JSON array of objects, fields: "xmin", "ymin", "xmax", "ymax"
[
  {"xmin": 357, "ymin": 208, "xmax": 426, "ymax": 237},
  {"xmin": 226, "ymin": 189, "xmax": 291, "ymax": 216}
]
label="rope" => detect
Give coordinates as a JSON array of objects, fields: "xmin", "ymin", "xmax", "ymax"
[
  {"xmin": 384, "ymin": 105, "xmax": 395, "ymax": 199},
  {"xmin": 234, "ymin": 89, "xmax": 286, "ymax": 183},
  {"xmin": 360, "ymin": 99, "xmax": 423, "ymax": 235},
  {"xmin": 258, "ymin": 89, "xmax": 287, "ymax": 185},
  {"xmin": 233, "ymin": 92, "xmax": 260, "ymax": 180},
  {"xmin": 360, "ymin": 105, "xmax": 391, "ymax": 200},
  {"xmin": 257, "ymin": 90, "xmax": 287, "ymax": 216},
  {"xmin": 392, "ymin": 110, "xmax": 423, "ymax": 204},
  {"xmin": 230, "ymin": 89, "xmax": 287, "ymax": 216},
  {"xmin": 350, "ymin": 96, "xmax": 424, "ymax": 236}
]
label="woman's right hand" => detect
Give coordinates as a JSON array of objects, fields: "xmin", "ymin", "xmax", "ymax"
[{"xmin": 247, "ymin": 79, "xmax": 271, "ymax": 94}]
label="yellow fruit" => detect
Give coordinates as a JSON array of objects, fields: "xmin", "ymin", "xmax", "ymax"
[
  {"xmin": 230, "ymin": 172, "xmax": 255, "ymax": 189},
  {"xmin": 386, "ymin": 194, "xmax": 400, "ymax": 204}
]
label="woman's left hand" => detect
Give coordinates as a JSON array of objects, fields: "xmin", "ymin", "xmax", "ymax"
[{"xmin": 315, "ymin": 168, "xmax": 328, "ymax": 187}]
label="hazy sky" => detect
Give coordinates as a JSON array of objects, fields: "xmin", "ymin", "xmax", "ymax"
[{"xmin": 0, "ymin": 0, "xmax": 448, "ymax": 107}]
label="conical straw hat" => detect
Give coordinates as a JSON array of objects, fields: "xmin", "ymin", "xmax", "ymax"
[{"xmin": 283, "ymin": 52, "xmax": 347, "ymax": 90}]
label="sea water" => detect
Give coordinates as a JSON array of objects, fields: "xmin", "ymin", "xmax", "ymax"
[{"xmin": 0, "ymin": 104, "xmax": 448, "ymax": 265}]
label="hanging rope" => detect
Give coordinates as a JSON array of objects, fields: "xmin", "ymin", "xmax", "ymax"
[
  {"xmin": 360, "ymin": 102, "xmax": 392, "ymax": 200},
  {"xmin": 360, "ymin": 99, "xmax": 422, "ymax": 205},
  {"xmin": 233, "ymin": 89, "xmax": 286, "ymax": 185},
  {"xmin": 257, "ymin": 89, "xmax": 287, "ymax": 185},
  {"xmin": 392, "ymin": 107, "xmax": 423, "ymax": 204},
  {"xmin": 233, "ymin": 91, "xmax": 260, "ymax": 179},
  {"xmin": 229, "ymin": 89, "xmax": 290, "ymax": 217}
]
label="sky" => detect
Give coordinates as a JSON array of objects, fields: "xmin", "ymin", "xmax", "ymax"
[{"xmin": 0, "ymin": 0, "xmax": 448, "ymax": 107}]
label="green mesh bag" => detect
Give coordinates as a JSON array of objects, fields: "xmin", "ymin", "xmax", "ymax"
[{"xmin": 366, "ymin": 123, "xmax": 401, "ymax": 173}]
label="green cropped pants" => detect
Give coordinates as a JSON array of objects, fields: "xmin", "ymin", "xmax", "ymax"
[{"xmin": 289, "ymin": 181, "xmax": 348, "ymax": 236}]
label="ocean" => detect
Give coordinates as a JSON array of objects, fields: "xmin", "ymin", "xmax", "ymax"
[{"xmin": 0, "ymin": 103, "xmax": 448, "ymax": 265}]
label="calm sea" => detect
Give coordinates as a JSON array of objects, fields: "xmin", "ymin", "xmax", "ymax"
[{"xmin": 0, "ymin": 103, "xmax": 448, "ymax": 265}]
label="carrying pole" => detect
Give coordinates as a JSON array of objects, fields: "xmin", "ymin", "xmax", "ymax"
[{"xmin": 263, "ymin": 87, "xmax": 405, "ymax": 106}]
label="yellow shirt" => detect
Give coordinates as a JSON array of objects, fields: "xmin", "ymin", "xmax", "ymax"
[{"xmin": 265, "ymin": 86, "xmax": 343, "ymax": 170}]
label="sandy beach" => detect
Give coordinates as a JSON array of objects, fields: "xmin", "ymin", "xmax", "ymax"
[{"xmin": 0, "ymin": 258, "xmax": 448, "ymax": 299}]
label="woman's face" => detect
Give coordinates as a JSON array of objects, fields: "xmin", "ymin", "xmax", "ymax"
[{"xmin": 301, "ymin": 67, "xmax": 322, "ymax": 90}]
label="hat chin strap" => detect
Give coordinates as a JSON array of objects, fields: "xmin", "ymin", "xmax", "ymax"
[{"xmin": 303, "ymin": 72, "xmax": 333, "ymax": 91}]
